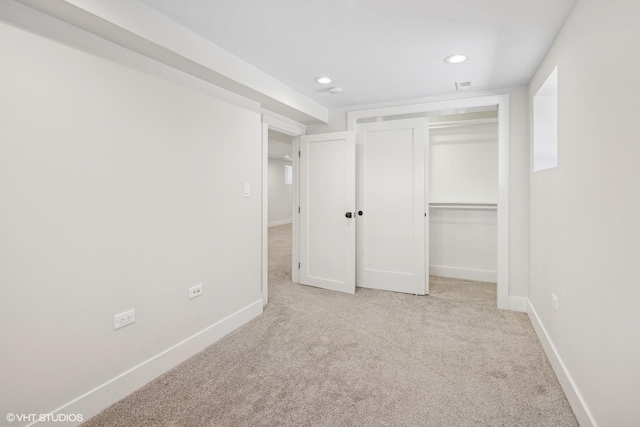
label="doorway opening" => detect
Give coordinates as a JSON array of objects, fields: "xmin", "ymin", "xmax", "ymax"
[
  {"xmin": 261, "ymin": 117, "xmax": 305, "ymax": 306},
  {"xmin": 266, "ymin": 129, "xmax": 295, "ymax": 305},
  {"xmin": 291, "ymin": 94, "xmax": 510, "ymax": 310}
]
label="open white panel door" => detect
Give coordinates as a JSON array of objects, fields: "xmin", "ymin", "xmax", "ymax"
[
  {"xmin": 299, "ymin": 132, "xmax": 356, "ymax": 294},
  {"xmin": 357, "ymin": 118, "xmax": 428, "ymax": 295}
]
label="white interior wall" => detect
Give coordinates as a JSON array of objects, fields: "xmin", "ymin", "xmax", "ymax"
[
  {"xmin": 307, "ymin": 88, "xmax": 529, "ymax": 300},
  {"xmin": 429, "ymin": 209, "xmax": 497, "ymax": 281},
  {"xmin": 0, "ymin": 19, "xmax": 263, "ymax": 420},
  {"xmin": 528, "ymin": 0, "xmax": 640, "ymax": 425},
  {"xmin": 429, "ymin": 122, "xmax": 498, "ymax": 203},
  {"xmin": 268, "ymin": 158, "xmax": 293, "ymax": 226},
  {"xmin": 429, "ymin": 120, "xmax": 498, "ymax": 282}
]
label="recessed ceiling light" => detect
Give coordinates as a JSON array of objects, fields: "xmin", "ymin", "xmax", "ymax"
[
  {"xmin": 314, "ymin": 76, "xmax": 332, "ymax": 84},
  {"xmin": 444, "ymin": 54, "xmax": 469, "ymax": 64}
]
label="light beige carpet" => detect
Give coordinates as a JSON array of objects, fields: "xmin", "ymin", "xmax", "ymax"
[{"xmin": 83, "ymin": 224, "xmax": 577, "ymax": 426}]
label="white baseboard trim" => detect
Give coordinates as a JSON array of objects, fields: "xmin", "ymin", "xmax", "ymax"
[
  {"xmin": 429, "ymin": 265, "xmax": 497, "ymax": 283},
  {"xmin": 268, "ymin": 219, "xmax": 292, "ymax": 227},
  {"xmin": 29, "ymin": 299, "xmax": 264, "ymax": 427},
  {"xmin": 527, "ymin": 301, "xmax": 597, "ymax": 427},
  {"xmin": 508, "ymin": 296, "xmax": 528, "ymax": 313}
]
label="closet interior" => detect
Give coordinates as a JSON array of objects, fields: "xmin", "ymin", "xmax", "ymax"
[{"xmin": 428, "ymin": 110, "xmax": 498, "ymax": 283}]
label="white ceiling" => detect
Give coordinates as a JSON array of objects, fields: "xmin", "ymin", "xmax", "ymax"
[{"xmin": 138, "ymin": 0, "xmax": 576, "ymax": 109}]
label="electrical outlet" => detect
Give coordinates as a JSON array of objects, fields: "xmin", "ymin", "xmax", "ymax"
[
  {"xmin": 551, "ymin": 294, "xmax": 559, "ymax": 311},
  {"xmin": 114, "ymin": 309, "xmax": 136, "ymax": 330},
  {"xmin": 189, "ymin": 283, "xmax": 203, "ymax": 300}
]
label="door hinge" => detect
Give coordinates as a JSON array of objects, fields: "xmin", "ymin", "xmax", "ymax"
[
  {"xmin": 298, "ymin": 150, "xmax": 301, "ymax": 157},
  {"xmin": 298, "ymin": 206, "xmax": 300, "ymax": 213},
  {"xmin": 298, "ymin": 262, "xmax": 301, "ymax": 269}
]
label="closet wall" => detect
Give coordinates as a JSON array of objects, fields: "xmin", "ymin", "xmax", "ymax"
[{"xmin": 429, "ymin": 112, "xmax": 498, "ymax": 282}]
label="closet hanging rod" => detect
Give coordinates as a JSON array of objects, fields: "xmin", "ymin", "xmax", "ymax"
[
  {"xmin": 429, "ymin": 201, "xmax": 497, "ymax": 205},
  {"xmin": 429, "ymin": 202, "xmax": 497, "ymax": 210},
  {"xmin": 429, "ymin": 205, "xmax": 497, "ymax": 210}
]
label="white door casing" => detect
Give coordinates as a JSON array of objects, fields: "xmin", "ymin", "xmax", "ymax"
[
  {"xmin": 299, "ymin": 132, "xmax": 356, "ymax": 293},
  {"xmin": 356, "ymin": 118, "xmax": 428, "ymax": 295},
  {"xmin": 262, "ymin": 115, "xmax": 306, "ymax": 306}
]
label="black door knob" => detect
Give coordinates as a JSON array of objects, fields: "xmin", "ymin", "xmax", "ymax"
[
  {"xmin": 345, "ymin": 212, "xmax": 353, "ymax": 218},
  {"xmin": 358, "ymin": 211, "xmax": 363, "ymax": 216}
]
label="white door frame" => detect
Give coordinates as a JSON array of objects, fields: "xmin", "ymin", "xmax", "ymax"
[
  {"xmin": 262, "ymin": 114, "xmax": 305, "ymax": 306},
  {"xmin": 347, "ymin": 94, "xmax": 510, "ymax": 310}
]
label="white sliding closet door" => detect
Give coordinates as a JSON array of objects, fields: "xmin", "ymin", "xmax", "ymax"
[
  {"xmin": 299, "ymin": 132, "xmax": 356, "ymax": 294},
  {"xmin": 357, "ymin": 119, "xmax": 428, "ymax": 295}
]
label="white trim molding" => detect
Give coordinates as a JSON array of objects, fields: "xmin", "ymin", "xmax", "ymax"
[
  {"xmin": 291, "ymin": 136, "xmax": 301, "ymax": 285},
  {"xmin": 262, "ymin": 117, "xmax": 305, "ymax": 305},
  {"xmin": 347, "ymin": 94, "xmax": 511, "ymax": 310},
  {"xmin": 528, "ymin": 302, "xmax": 597, "ymax": 427},
  {"xmin": 27, "ymin": 300, "xmax": 264, "ymax": 427},
  {"xmin": 262, "ymin": 112, "xmax": 307, "ymax": 137},
  {"xmin": 261, "ymin": 122, "xmax": 269, "ymax": 306}
]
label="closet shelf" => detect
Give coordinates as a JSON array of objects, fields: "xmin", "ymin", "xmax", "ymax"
[{"xmin": 429, "ymin": 201, "xmax": 497, "ymax": 210}]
